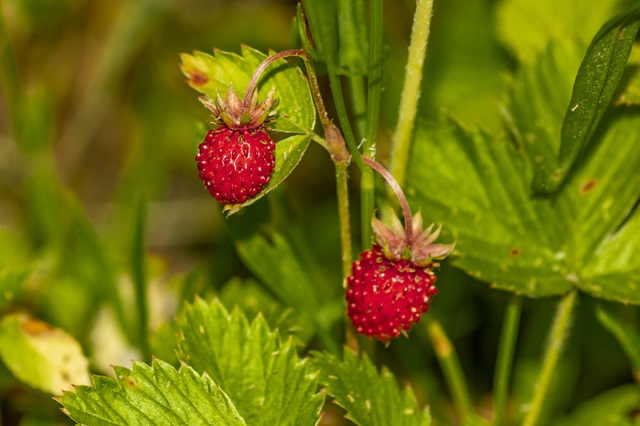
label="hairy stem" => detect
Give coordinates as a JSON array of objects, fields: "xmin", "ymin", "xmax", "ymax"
[
  {"xmin": 427, "ymin": 319, "xmax": 474, "ymax": 422},
  {"xmin": 336, "ymin": 162, "xmax": 352, "ymax": 277},
  {"xmin": 493, "ymin": 295, "xmax": 523, "ymax": 426},
  {"xmin": 389, "ymin": 0, "xmax": 434, "ymax": 187},
  {"xmin": 362, "ymin": 157, "xmax": 413, "ymax": 247},
  {"xmin": 244, "ymin": 50, "xmax": 353, "ymax": 274},
  {"xmin": 523, "ymin": 290, "xmax": 578, "ymax": 426},
  {"xmin": 243, "ymin": 49, "xmax": 334, "ymax": 130}
]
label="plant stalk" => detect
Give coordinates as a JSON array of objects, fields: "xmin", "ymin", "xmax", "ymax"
[
  {"xmin": 244, "ymin": 49, "xmax": 333, "ymax": 129},
  {"xmin": 361, "ymin": 0, "xmax": 384, "ymax": 249},
  {"xmin": 523, "ymin": 290, "xmax": 578, "ymax": 426},
  {"xmin": 247, "ymin": 50, "xmax": 353, "ymax": 276},
  {"xmin": 389, "ymin": 0, "xmax": 434, "ymax": 187},
  {"xmin": 132, "ymin": 199, "xmax": 152, "ymax": 362},
  {"xmin": 362, "ymin": 157, "xmax": 414, "ymax": 247},
  {"xmin": 493, "ymin": 295, "xmax": 523, "ymax": 426},
  {"xmin": 427, "ymin": 319, "xmax": 474, "ymax": 422},
  {"xmin": 336, "ymin": 162, "xmax": 352, "ymax": 278}
]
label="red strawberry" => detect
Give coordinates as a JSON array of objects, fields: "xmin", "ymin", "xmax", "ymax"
[
  {"xmin": 347, "ymin": 243, "xmax": 438, "ymax": 343},
  {"xmin": 346, "ymin": 212, "xmax": 454, "ymax": 343},
  {"xmin": 196, "ymin": 85, "xmax": 278, "ymax": 205},
  {"xmin": 196, "ymin": 127, "xmax": 275, "ymax": 204}
]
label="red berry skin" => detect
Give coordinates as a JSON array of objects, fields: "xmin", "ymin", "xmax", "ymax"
[
  {"xmin": 346, "ymin": 244, "xmax": 438, "ymax": 343},
  {"xmin": 196, "ymin": 127, "xmax": 276, "ymax": 204}
]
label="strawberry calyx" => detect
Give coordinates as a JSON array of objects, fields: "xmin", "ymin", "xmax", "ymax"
[
  {"xmin": 371, "ymin": 211, "xmax": 455, "ymax": 267},
  {"xmin": 200, "ymin": 84, "xmax": 278, "ymax": 130}
]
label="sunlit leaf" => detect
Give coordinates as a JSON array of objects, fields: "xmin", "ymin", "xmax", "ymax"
[
  {"xmin": 313, "ymin": 350, "xmax": 430, "ymax": 426},
  {"xmin": 532, "ymin": 5, "xmax": 640, "ymax": 192},
  {"xmin": 180, "ymin": 45, "xmax": 315, "ymax": 135},
  {"xmin": 59, "ymin": 359, "xmax": 246, "ymax": 426},
  {"xmin": 496, "ymin": 0, "xmax": 617, "ymax": 60},
  {"xmin": 0, "ymin": 314, "xmax": 90, "ymax": 395},
  {"xmin": 176, "ymin": 299, "xmax": 324, "ymax": 426},
  {"xmin": 218, "ymin": 278, "xmax": 309, "ymax": 343}
]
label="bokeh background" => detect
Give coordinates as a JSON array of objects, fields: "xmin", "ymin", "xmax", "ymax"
[{"xmin": 1, "ymin": 0, "xmax": 636, "ymax": 424}]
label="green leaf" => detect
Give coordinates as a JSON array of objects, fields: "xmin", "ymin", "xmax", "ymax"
[
  {"xmin": 180, "ymin": 45, "xmax": 315, "ymax": 135},
  {"xmin": 581, "ymin": 206, "xmax": 640, "ymax": 303},
  {"xmin": 562, "ymin": 112, "xmax": 640, "ymax": 295},
  {"xmin": 418, "ymin": 0, "xmax": 509, "ymax": 133},
  {"xmin": 59, "ymin": 359, "xmax": 247, "ymax": 426},
  {"xmin": 0, "ymin": 314, "xmax": 90, "ymax": 395},
  {"xmin": 407, "ymin": 27, "xmax": 640, "ymax": 303},
  {"xmin": 614, "ymin": 45, "xmax": 640, "ymax": 106},
  {"xmin": 553, "ymin": 384, "xmax": 640, "ymax": 426},
  {"xmin": 506, "ymin": 41, "xmax": 582, "ymax": 180},
  {"xmin": 218, "ymin": 278, "xmax": 308, "ymax": 342},
  {"xmin": 0, "ymin": 268, "xmax": 30, "ymax": 309},
  {"xmin": 300, "ymin": 0, "xmax": 339, "ymax": 64},
  {"xmin": 408, "ymin": 113, "xmax": 640, "ymax": 303},
  {"xmin": 337, "ymin": 0, "xmax": 369, "ymax": 75},
  {"xmin": 313, "ymin": 350, "xmax": 430, "ymax": 426},
  {"xmin": 233, "ymin": 229, "xmax": 323, "ymax": 315},
  {"xmin": 496, "ymin": 0, "xmax": 618, "ymax": 61},
  {"xmin": 533, "ymin": 5, "xmax": 640, "ymax": 193},
  {"xmin": 221, "ymin": 134, "xmax": 311, "ymax": 216},
  {"xmin": 407, "ymin": 118, "xmax": 571, "ymax": 297},
  {"xmin": 176, "ymin": 298, "xmax": 324, "ymax": 426},
  {"xmin": 595, "ymin": 303, "xmax": 640, "ymax": 379}
]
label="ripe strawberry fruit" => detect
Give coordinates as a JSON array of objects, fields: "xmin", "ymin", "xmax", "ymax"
[
  {"xmin": 346, "ymin": 213, "xmax": 454, "ymax": 344},
  {"xmin": 196, "ymin": 85, "xmax": 277, "ymax": 205},
  {"xmin": 196, "ymin": 127, "xmax": 275, "ymax": 204}
]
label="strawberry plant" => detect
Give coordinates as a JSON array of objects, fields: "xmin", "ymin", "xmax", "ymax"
[{"xmin": 0, "ymin": 0, "xmax": 639, "ymax": 425}]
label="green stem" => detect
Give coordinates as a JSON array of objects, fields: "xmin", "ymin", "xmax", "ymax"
[
  {"xmin": 389, "ymin": 0, "xmax": 434, "ymax": 187},
  {"xmin": 493, "ymin": 295, "xmax": 523, "ymax": 426},
  {"xmin": 427, "ymin": 319, "xmax": 474, "ymax": 422},
  {"xmin": 348, "ymin": 76, "xmax": 367, "ymax": 140},
  {"xmin": 327, "ymin": 69, "xmax": 365, "ymax": 171},
  {"xmin": 132, "ymin": 199, "xmax": 151, "ymax": 362},
  {"xmin": 336, "ymin": 162, "xmax": 352, "ymax": 278},
  {"xmin": 523, "ymin": 290, "xmax": 578, "ymax": 426},
  {"xmin": 361, "ymin": 0, "xmax": 384, "ymax": 250}
]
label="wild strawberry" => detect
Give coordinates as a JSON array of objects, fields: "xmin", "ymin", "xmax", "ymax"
[
  {"xmin": 196, "ymin": 127, "xmax": 275, "ymax": 204},
  {"xmin": 195, "ymin": 85, "xmax": 278, "ymax": 205},
  {"xmin": 346, "ymin": 212, "xmax": 454, "ymax": 344}
]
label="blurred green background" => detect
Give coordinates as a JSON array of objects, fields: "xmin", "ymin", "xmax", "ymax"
[{"xmin": 1, "ymin": 0, "xmax": 638, "ymax": 424}]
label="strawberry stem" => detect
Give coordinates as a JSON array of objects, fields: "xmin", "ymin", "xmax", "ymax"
[
  {"xmin": 243, "ymin": 49, "xmax": 332, "ymax": 128},
  {"xmin": 243, "ymin": 49, "xmax": 301, "ymax": 112},
  {"xmin": 362, "ymin": 157, "xmax": 414, "ymax": 248},
  {"xmin": 243, "ymin": 49, "xmax": 357, "ymax": 167}
]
